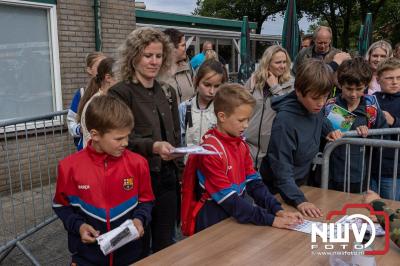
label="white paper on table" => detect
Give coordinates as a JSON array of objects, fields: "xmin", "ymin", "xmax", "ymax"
[
  {"xmin": 171, "ymin": 145, "xmax": 219, "ymax": 155},
  {"xmin": 291, "ymin": 219, "xmax": 338, "ymax": 237},
  {"xmin": 336, "ymin": 215, "xmax": 385, "ymax": 236},
  {"xmin": 291, "ymin": 215, "xmax": 385, "ymax": 238},
  {"xmin": 291, "ymin": 219, "xmax": 322, "ymax": 234},
  {"xmin": 96, "ymin": 220, "xmax": 139, "ymax": 255}
]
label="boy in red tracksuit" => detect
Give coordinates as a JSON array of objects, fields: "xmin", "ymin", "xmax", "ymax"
[
  {"xmin": 53, "ymin": 95, "xmax": 154, "ymax": 266},
  {"xmin": 194, "ymin": 84, "xmax": 303, "ymax": 233}
]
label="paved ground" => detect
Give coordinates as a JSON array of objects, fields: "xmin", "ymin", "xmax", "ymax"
[
  {"xmin": 0, "ymin": 185, "xmax": 184, "ymax": 265},
  {"xmin": 0, "ymin": 219, "xmax": 70, "ymax": 265},
  {"xmin": 0, "ymin": 185, "xmax": 70, "ymax": 265}
]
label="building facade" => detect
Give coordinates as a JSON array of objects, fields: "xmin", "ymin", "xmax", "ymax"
[{"xmin": 0, "ymin": 0, "xmax": 136, "ymax": 194}]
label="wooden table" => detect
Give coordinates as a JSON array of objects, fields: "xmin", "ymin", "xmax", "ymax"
[{"xmin": 136, "ymin": 186, "xmax": 400, "ymax": 266}]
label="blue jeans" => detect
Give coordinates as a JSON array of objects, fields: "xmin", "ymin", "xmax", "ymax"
[{"xmin": 370, "ymin": 177, "xmax": 400, "ymax": 201}]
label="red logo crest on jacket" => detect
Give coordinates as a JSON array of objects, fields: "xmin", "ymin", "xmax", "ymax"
[{"xmin": 123, "ymin": 177, "xmax": 134, "ymax": 191}]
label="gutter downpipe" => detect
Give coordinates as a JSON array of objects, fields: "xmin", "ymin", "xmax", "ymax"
[{"xmin": 94, "ymin": 0, "xmax": 102, "ymax": 51}]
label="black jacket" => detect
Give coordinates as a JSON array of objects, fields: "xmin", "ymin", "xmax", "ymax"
[
  {"xmin": 260, "ymin": 91, "xmax": 333, "ymax": 207},
  {"xmin": 109, "ymin": 80, "xmax": 181, "ymax": 172}
]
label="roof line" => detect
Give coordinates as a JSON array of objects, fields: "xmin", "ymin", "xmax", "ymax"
[{"xmin": 136, "ymin": 9, "xmax": 258, "ymax": 30}]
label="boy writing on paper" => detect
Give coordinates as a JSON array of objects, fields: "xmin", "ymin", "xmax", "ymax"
[{"xmin": 187, "ymin": 84, "xmax": 303, "ymax": 233}]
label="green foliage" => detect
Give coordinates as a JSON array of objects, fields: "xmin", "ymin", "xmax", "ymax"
[
  {"xmin": 194, "ymin": 0, "xmax": 400, "ymax": 49},
  {"xmin": 374, "ymin": 0, "xmax": 400, "ymax": 46},
  {"xmin": 193, "ymin": 0, "xmax": 287, "ymax": 33}
]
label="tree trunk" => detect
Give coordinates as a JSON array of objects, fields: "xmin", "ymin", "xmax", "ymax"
[
  {"xmin": 341, "ymin": 2, "xmax": 352, "ymax": 51},
  {"xmin": 328, "ymin": 2, "xmax": 338, "ymax": 47}
]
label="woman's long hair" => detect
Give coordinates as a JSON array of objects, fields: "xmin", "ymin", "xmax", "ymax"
[
  {"xmin": 194, "ymin": 59, "xmax": 227, "ymax": 88},
  {"xmin": 365, "ymin": 40, "xmax": 393, "ymax": 63},
  {"xmin": 77, "ymin": 57, "xmax": 115, "ymax": 122},
  {"xmin": 253, "ymin": 45, "xmax": 292, "ymax": 91},
  {"xmin": 116, "ymin": 27, "xmax": 173, "ymax": 82}
]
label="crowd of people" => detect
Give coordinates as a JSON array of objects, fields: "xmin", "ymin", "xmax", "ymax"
[{"xmin": 53, "ymin": 25, "xmax": 400, "ymax": 265}]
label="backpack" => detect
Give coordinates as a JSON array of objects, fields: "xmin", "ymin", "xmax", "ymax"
[{"xmin": 181, "ymin": 135, "xmax": 228, "ymax": 236}]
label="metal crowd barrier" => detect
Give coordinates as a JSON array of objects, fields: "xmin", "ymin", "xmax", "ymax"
[
  {"xmin": 320, "ymin": 128, "xmax": 400, "ymax": 200},
  {"xmin": 0, "ymin": 110, "xmax": 73, "ymax": 265}
]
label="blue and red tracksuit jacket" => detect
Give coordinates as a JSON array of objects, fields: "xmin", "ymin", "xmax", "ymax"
[
  {"xmin": 195, "ymin": 128, "xmax": 283, "ymax": 232},
  {"xmin": 52, "ymin": 142, "xmax": 154, "ymax": 266}
]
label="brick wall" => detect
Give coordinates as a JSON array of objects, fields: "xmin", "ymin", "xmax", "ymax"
[
  {"xmin": 57, "ymin": 0, "xmax": 136, "ymax": 109},
  {"xmin": 0, "ymin": 129, "xmax": 72, "ymax": 195}
]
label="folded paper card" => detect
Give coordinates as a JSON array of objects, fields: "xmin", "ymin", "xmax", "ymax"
[
  {"xmin": 171, "ymin": 145, "xmax": 219, "ymax": 155},
  {"xmin": 326, "ymin": 104, "xmax": 357, "ymax": 132},
  {"xmin": 97, "ymin": 220, "xmax": 139, "ymax": 255}
]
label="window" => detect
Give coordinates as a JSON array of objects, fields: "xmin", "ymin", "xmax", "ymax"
[{"xmin": 0, "ymin": 0, "xmax": 61, "ymax": 122}]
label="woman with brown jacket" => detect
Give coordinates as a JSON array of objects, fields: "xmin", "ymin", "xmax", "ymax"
[{"xmin": 108, "ymin": 27, "xmax": 181, "ymax": 256}]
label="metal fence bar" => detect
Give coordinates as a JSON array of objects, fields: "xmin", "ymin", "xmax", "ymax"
[
  {"xmin": 34, "ymin": 120, "xmax": 46, "ymax": 226},
  {"xmin": 3, "ymin": 129, "xmax": 18, "ymax": 239},
  {"xmin": 347, "ymin": 145, "xmax": 351, "ymax": 193},
  {"xmin": 25, "ymin": 122, "xmax": 37, "ymax": 228},
  {"xmin": 342, "ymin": 128, "xmax": 400, "ymax": 137},
  {"xmin": 378, "ymin": 135, "xmax": 384, "ymax": 194},
  {"xmin": 366, "ymin": 147, "xmax": 373, "ymax": 192},
  {"xmin": 14, "ymin": 123, "xmax": 28, "ymax": 234},
  {"xmin": 0, "ymin": 215, "xmax": 58, "ymax": 254},
  {"xmin": 343, "ymin": 144, "xmax": 348, "ymax": 192},
  {"xmin": 360, "ymin": 145, "xmax": 366, "ymax": 193},
  {"xmin": 0, "ymin": 127, "xmax": 7, "ymax": 246},
  {"xmin": 0, "ymin": 110, "xmax": 72, "ymax": 264},
  {"xmin": 393, "ymin": 134, "xmax": 400, "ymax": 200},
  {"xmin": 321, "ymin": 138, "xmax": 400, "ymax": 189},
  {"xmin": 15, "ymin": 241, "xmax": 40, "ymax": 266},
  {"xmin": 0, "ymin": 111, "xmax": 67, "ymax": 127},
  {"xmin": 49, "ymin": 118, "xmax": 57, "ymax": 210},
  {"xmin": 0, "ymin": 245, "xmax": 15, "ymax": 264},
  {"xmin": 43, "ymin": 122, "xmax": 50, "ymax": 224}
]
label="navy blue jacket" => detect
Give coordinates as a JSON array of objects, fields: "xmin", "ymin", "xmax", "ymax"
[
  {"xmin": 372, "ymin": 92, "xmax": 400, "ymax": 177},
  {"xmin": 53, "ymin": 145, "xmax": 154, "ymax": 266},
  {"xmin": 327, "ymin": 95, "xmax": 387, "ymax": 184},
  {"xmin": 260, "ymin": 91, "xmax": 333, "ymax": 207},
  {"xmin": 196, "ymin": 180, "xmax": 283, "ymax": 232}
]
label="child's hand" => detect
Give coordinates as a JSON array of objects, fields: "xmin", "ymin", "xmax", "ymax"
[
  {"xmin": 296, "ymin": 202, "xmax": 323, "ymax": 218},
  {"xmin": 272, "ymin": 216, "xmax": 301, "ymax": 229},
  {"xmin": 79, "ymin": 223, "xmax": 100, "ymax": 244},
  {"xmin": 276, "ymin": 210, "xmax": 304, "ymax": 224},
  {"xmin": 363, "ymin": 190, "xmax": 381, "ymax": 204},
  {"xmin": 356, "ymin": 125, "xmax": 368, "ymax": 138},
  {"xmin": 132, "ymin": 218, "xmax": 144, "ymax": 238},
  {"xmin": 383, "ymin": 111, "xmax": 395, "ymax": 126},
  {"xmin": 326, "ymin": 130, "xmax": 343, "ymax": 142}
]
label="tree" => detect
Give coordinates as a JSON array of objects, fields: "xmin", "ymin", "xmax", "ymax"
[
  {"xmin": 194, "ymin": 0, "xmax": 399, "ymax": 51},
  {"xmin": 373, "ymin": 0, "xmax": 400, "ymax": 46},
  {"xmin": 298, "ymin": 0, "xmax": 352, "ymax": 50},
  {"xmin": 297, "ymin": 0, "xmax": 390, "ymax": 51},
  {"xmin": 193, "ymin": 0, "xmax": 287, "ymax": 34}
]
